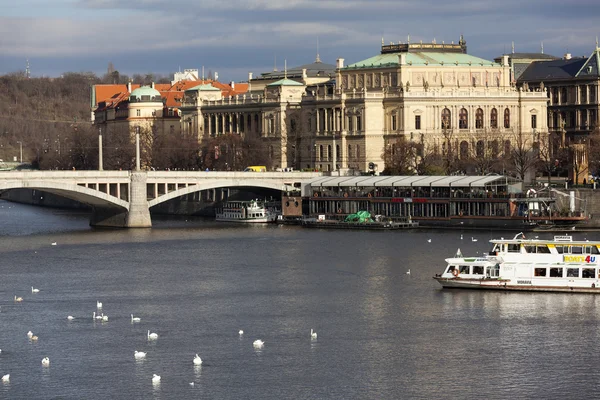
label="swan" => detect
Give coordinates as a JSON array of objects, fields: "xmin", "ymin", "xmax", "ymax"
[
  {"xmin": 1, "ymin": 374, "xmax": 9, "ymax": 383},
  {"xmin": 152, "ymin": 374, "xmax": 161, "ymax": 383},
  {"xmin": 101, "ymin": 314, "xmax": 108, "ymax": 322},
  {"xmin": 471, "ymin": 237, "xmax": 478, "ymax": 242},
  {"xmin": 406, "ymin": 269, "xmax": 411, "ymax": 275},
  {"xmin": 31, "ymin": 286, "xmax": 40, "ymax": 293},
  {"xmin": 189, "ymin": 382, "xmax": 195, "ymax": 387},
  {"xmin": 147, "ymin": 330, "xmax": 158, "ymax": 340},
  {"xmin": 253, "ymin": 339, "xmax": 264, "ymax": 349},
  {"xmin": 131, "ymin": 314, "xmax": 141, "ymax": 323},
  {"xmin": 51, "ymin": 242, "xmax": 57, "ymax": 246},
  {"xmin": 93, "ymin": 312, "xmax": 102, "ymax": 320},
  {"xmin": 27, "ymin": 331, "xmax": 33, "ymax": 339},
  {"xmin": 193, "ymin": 354, "xmax": 202, "ymax": 365},
  {"xmin": 14, "ymin": 296, "xmax": 23, "ymax": 302},
  {"xmin": 239, "ymin": 330, "xmax": 244, "ymax": 336},
  {"xmin": 134, "ymin": 351, "xmax": 147, "ymax": 359},
  {"xmin": 67, "ymin": 316, "xmax": 75, "ymax": 321},
  {"xmin": 31, "ymin": 336, "xmax": 39, "ymax": 341},
  {"xmin": 96, "ymin": 301, "xmax": 102, "ymax": 309},
  {"xmin": 42, "ymin": 357, "xmax": 50, "ymax": 366},
  {"xmin": 311, "ymin": 329, "xmax": 317, "ymax": 339}
]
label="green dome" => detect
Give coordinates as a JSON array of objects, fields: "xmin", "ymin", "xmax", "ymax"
[{"xmin": 129, "ymin": 86, "xmax": 162, "ymax": 102}]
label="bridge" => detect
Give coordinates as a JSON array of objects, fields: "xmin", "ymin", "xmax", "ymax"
[{"xmin": 0, "ymin": 170, "xmax": 322, "ymax": 227}]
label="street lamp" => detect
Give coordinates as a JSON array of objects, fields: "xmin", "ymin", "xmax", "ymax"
[{"xmin": 16, "ymin": 141, "xmax": 22, "ymax": 163}]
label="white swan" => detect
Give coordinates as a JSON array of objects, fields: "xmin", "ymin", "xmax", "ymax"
[
  {"xmin": 152, "ymin": 374, "xmax": 161, "ymax": 383},
  {"xmin": 101, "ymin": 314, "xmax": 108, "ymax": 322},
  {"xmin": 96, "ymin": 301, "xmax": 102, "ymax": 309},
  {"xmin": 27, "ymin": 331, "xmax": 33, "ymax": 339},
  {"xmin": 51, "ymin": 242, "xmax": 57, "ymax": 246},
  {"xmin": 148, "ymin": 330, "xmax": 158, "ymax": 340},
  {"xmin": 311, "ymin": 329, "xmax": 317, "ymax": 339},
  {"xmin": 31, "ymin": 335, "xmax": 39, "ymax": 342},
  {"xmin": 406, "ymin": 269, "xmax": 411, "ymax": 275},
  {"xmin": 67, "ymin": 316, "xmax": 75, "ymax": 321},
  {"xmin": 253, "ymin": 339, "xmax": 264, "ymax": 349},
  {"xmin": 14, "ymin": 296, "xmax": 23, "ymax": 302},
  {"xmin": 131, "ymin": 314, "xmax": 141, "ymax": 323},
  {"xmin": 427, "ymin": 238, "xmax": 432, "ymax": 243},
  {"xmin": 471, "ymin": 237, "xmax": 478, "ymax": 242},
  {"xmin": 189, "ymin": 382, "xmax": 195, "ymax": 387},
  {"xmin": 31, "ymin": 286, "xmax": 40, "ymax": 293},
  {"xmin": 134, "ymin": 351, "xmax": 147, "ymax": 359},
  {"xmin": 193, "ymin": 354, "xmax": 202, "ymax": 365},
  {"xmin": 1, "ymin": 374, "xmax": 9, "ymax": 383},
  {"xmin": 42, "ymin": 357, "xmax": 50, "ymax": 366},
  {"xmin": 93, "ymin": 312, "xmax": 102, "ymax": 320},
  {"xmin": 239, "ymin": 330, "xmax": 244, "ymax": 336}
]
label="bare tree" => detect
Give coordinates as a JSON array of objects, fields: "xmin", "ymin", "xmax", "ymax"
[{"xmin": 509, "ymin": 129, "xmax": 538, "ymax": 181}]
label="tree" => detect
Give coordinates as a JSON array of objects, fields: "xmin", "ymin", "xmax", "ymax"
[
  {"xmin": 509, "ymin": 129, "xmax": 538, "ymax": 182},
  {"xmin": 381, "ymin": 137, "xmax": 420, "ymax": 175},
  {"xmin": 201, "ymin": 134, "xmax": 270, "ymax": 171}
]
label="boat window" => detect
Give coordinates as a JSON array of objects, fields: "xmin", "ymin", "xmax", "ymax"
[
  {"xmin": 491, "ymin": 244, "xmax": 500, "ymax": 253},
  {"xmin": 446, "ymin": 265, "xmax": 456, "ymax": 274},
  {"xmin": 487, "ymin": 264, "xmax": 500, "ymax": 278},
  {"xmin": 472, "ymin": 266, "xmax": 484, "ymax": 275},
  {"xmin": 556, "ymin": 246, "xmax": 565, "ymax": 254},
  {"xmin": 571, "ymin": 246, "xmax": 583, "ymax": 254},
  {"xmin": 585, "ymin": 246, "xmax": 600, "ymax": 254},
  {"xmin": 459, "ymin": 265, "xmax": 470, "ymax": 274},
  {"xmin": 567, "ymin": 268, "xmax": 579, "ymax": 278},
  {"xmin": 534, "ymin": 267, "xmax": 547, "ymax": 277},
  {"xmin": 524, "ymin": 245, "xmax": 536, "ymax": 253},
  {"xmin": 549, "ymin": 267, "xmax": 563, "ymax": 278},
  {"xmin": 508, "ymin": 244, "xmax": 520, "ymax": 253},
  {"xmin": 536, "ymin": 245, "xmax": 551, "ymax": 254},
  {"xmin": 582, "ymin": 268, "xmax": 595, "ymax": 278}
]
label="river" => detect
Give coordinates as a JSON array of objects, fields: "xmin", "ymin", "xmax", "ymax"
[{"xmin": 1, "ymin": 199, "xmax": 600, "ymax": 399}]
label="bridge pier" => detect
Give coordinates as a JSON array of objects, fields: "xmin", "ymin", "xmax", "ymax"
[{"xmin": 90, "ymin": 172, "xmax": 151, "ymax": 228}]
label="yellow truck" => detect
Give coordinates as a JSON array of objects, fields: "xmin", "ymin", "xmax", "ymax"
[{"xmin": 243, "ymin": 166, "xmax": 267, "ymax": 172}]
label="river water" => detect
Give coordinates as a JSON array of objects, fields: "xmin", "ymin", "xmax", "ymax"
[{"xmin": 1, "ymin": 199, "xmax": 600, "ymax": 399}]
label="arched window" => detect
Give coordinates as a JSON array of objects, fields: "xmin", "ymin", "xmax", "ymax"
[
  {"xmin": 327, "ymin": 145, "xmax": 332, "ymax": 161},
  {"xmin": 476, "ymin": 140, "xmax": 485, "ymax": 157},
  {"xmin": 459, "ymin": 108, "xmax": 468, "ymax": 129},
  {"xmin": 442, "ymin": 108, "xmax": 451, "ymax": 129},
  {"xmin": 348, "ymin": 145, "xmax": 352, "ymax": 160},
  {"xmin": 476, "ymin": 108, "xmax": 484, "ymax": 129},
  {"xmin": 490, "ymin": 140, "xmax": 499, "ymax": 158},
  {"xmin": 460, "ymin": 141, "xmax": 469, "ymax": 159},
  {"xmin": 336, "ymin": 144, "xmax": 340, "ymax": 159},
  {"xmin": 490, "ymin": 108, "xmax": 498, "ymax": 129},
  {"xmin": 561, "ymin": 87, "xmax": 568, "ymax": 104},
  {"xmin": 319, "ymin": 145, "xmax": 324, "ymax": 161},
  {"xmin": 504, "ymin": 108, "xmax": 510, "ymax": 128}
]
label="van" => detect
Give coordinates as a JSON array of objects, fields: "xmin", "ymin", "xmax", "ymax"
[{"xmin": 244, "ymin": 166, "xmax": 267, "ymax": 172}]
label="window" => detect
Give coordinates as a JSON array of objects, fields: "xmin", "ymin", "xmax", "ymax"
[
  {"xmin": 459, "ymin": 141, "xmax": 469, "ymax": 159},
  {"xmin": 491, "ymin": 108, "xmax": 498, "ymax": 128},
  {"xmin": 534, "ymin": 268, "xmax": 547, "ymax": 277},
  {"xmin": 504, "ymin": 108, "xmax": 510, "ymax": 128},
  {"xmin": 356, "ymin": 116, "xmax": 362, "ymax": 131},
  {"xmin": 585, "ymin": 246, "xmax": 600, "ymax": 254},
  {"xmin": 567, "ymin": 268, "xmax": 579, "ymax": 277},
  {"xmin": 327, "ymin": 145, "xmax": 332, "ymax": 161},
  {"xmin": 136, "ymin": 109, "xmax": 141, "ymax": 117},
  {"xmin": 476, "ymin": 140, "xmax": 484, "ymax": 157},
  {"xmin": 476, "ymin": 108, "xmax": 483, "ymax": 129},
  {"xmin": 508, "ymin": 244, "xmax": 520, "ymax": 253},
  {"xmin": 319, "ymin": 145, "xmax": 324, "ymax": 161},
  {"xmin": 336, "ymin": 144, "xmax": 340, "ymax": 160},
  {"xmin": 504, "ymin": 140, "xmax": 511, "ymax": 156},
  {"xmin": 392, "ymin": 114, "xmax": 397, "ymax": 131},
  {"xmin": 549, "ymin": 267, "xmax": 563, "ymax": 277},
  {"xmin": 580, "ymin": 86, "xmax": 587, "ymax": 103},
  {"xmin": 459, "ymin": 108, "xmax": 468, "ymax": 129},
  {"xmin": 472, "ymin": 266, "xmax": 484, "ymax": 275},
  {"xmin": 442, "ymin": 108, "xmax": 451, "ymax": 129},
  {"xmin": 536, "ymin": 245, "xmax": 551, "ymax": 254},
  {"xmin": 459, "ymin": 265, "xmax": 470, "ymax": 274},
  {"xmin": 356, "ymin": 145, "xmax": 361, "ymax": 160},
  {"xmin": 561, "ymin": 87, "xmax": 568, "ymax": 104},
  {"xmin": 348, "ymin": 117, "xmax": 353, "ymax": 132},
  {"xmin": 571, "ymin": 246, "xmax": 583, "ymax": 254},
  {"xmin": 348, "ymin": 145, "xmax": 352, "ymax": 159},
  {"xmin": 582, "ymin": 268, "xmax": 595, "ymax": 278},
  {"xmin": 525, "ymin": 245, "xmax": 536, "ymax": 253},
  {"xmin": 531, "ymin": 115, "xmax": 537, "ymax": 129},
  {"xmin": 415, "ymin": 115, "xmax": 421, "ymax": 130},
  {"xmin": 556, "ymin": 245, "xmax": 565, "ymax": 254}
]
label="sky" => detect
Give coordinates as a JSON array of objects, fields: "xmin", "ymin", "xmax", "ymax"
[{"xmin": 1, "ymin": 0, "xmax": 599, "ymax": 83}]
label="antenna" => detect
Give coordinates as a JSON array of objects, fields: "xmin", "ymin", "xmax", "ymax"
[
  {"xmin": 511, "ymin": 41, "xmax": 515, "ymax": 54},
  {"xmin": 274, "ymin": 55, "xmax": 277, "ymax": 72},
  {"xmin": 541, "ymin": 42, "xmax": 544, "ymax": 54},
  {"xmin": 284, "ymin": 59, "xmax": 287, "ymax": 79},
  {"xmin": 25, "ymin": 59, "xmax": 30, "ymax": 79},
  {"xmin": 202, "ymin": 66, "xmax": 204, "ymax": 80}
]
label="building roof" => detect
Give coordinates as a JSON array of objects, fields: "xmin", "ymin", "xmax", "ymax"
[
  {"xmin": 495, "ymin": 52, "xmax": 558, "ymax": 62},
  {"xmin": 308, "ymin": 175, "xmax": 518, "ymax": 188},
  {"xmin": 130, "ymin": 86, "xmax": 162, "ymax": 99},
  {"xmin": 267, "ymin": 78, "xmax": 305, "ymax": 87},
  {"xmin": 518, "ymin": 57, "xmax": 587, "ymax": 81},
  {"xmin": 345, "ymin": 52, "xmax": 497, "ymax": 69},
  {"xmin": 257, "ymin": 60, "xmax": 336, "ymax": 80},
  {"xmin": 576, "ymin": 48, "xmax": 600, "ymax": 77},
  {"xmin": 186, "ymin": 83, "xmax": 221, "ymax": 92}
]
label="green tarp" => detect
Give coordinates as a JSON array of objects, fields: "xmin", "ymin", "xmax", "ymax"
[{"xmin": 344, "ymin": 210, "xmax": 373, "ymax": 223}]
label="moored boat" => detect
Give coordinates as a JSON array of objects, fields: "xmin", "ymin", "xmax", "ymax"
[
  {"xmin": 433, "ymin": 233, "xmax": 600, "ymax": 292},
  {"xmin": 215, "ymin": 200, "xmax": 279, "ymax": 223}
]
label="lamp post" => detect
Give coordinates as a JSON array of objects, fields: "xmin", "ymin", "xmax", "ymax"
[
  {"xmin": 98, "ymin": 127, "xmax": 103, "ymax": 171},
  {"xmin": 16, "ymin": 141, "xmax": 22, "ymax": 163}
]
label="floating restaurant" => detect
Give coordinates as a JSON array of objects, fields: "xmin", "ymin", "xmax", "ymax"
[{"xmin": 301, "ymin": 175, "xmax": 586, "ymax": 230}]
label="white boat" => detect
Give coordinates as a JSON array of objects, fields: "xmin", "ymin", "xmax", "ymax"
[
  {"xmin": 215, "ymin": 200, "xmax": 278, "ymax": 223},
  {"xmin": 434, "ymin": 233, "xmax": 600, "ymax": 293}
]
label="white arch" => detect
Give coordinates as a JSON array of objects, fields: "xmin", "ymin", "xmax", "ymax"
[
  {"xmin": 148, "ymin": 179, "xmax": 286, "ymax": 208},
  {"xmin": 0, "ymin": 180, "xmax": 129, "ymax": 210}
]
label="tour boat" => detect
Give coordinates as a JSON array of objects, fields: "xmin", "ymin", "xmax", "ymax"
[
  {"xmin": 433, "ymin": 233, "xmax": 600, "ymax": 293},
  {"xmin": 215, "ymin": 200, "xmax": 278, "ymax": 223}
]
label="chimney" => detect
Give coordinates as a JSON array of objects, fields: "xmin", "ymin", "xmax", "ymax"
[
  {"xmin": 336, "ymin": 58, "xmax": 345, "ymax": 69},
  {"xmin": 302, "ymin": 68, "xmax": 307, "ymax": 79},
  {"xmin": 564, "ymin": 53, "xmax": 572, "ymax": 60},
  {"xmin": 230, "ymin": 81, "xmax": 235, "ymax": 89},
  {"xmin": 248, "ymin": 72, "xmax": 253, "ymax": 81},
  {"xmin": 127, "ymin": 81, "xmax": 132, "ymax": 93},
  {"xmin": 151, "ymin": 82, "xmax": 155, "ymax": 89},
  {"xmin": 502, "ymin": 55, "xmax": 510, "ymax": 67},
  {"xmin": 214, "ymin": 72, "xmax": 219, "ymax": 81}
]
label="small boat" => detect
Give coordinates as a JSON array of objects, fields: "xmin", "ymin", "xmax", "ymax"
[
  {"xmin": 216, "ymin": 200, "xmax": 278, "ymax": 223},
  {"xmin": 434, "ymin": 233, "xmax": 600, "ymax": 293}
]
